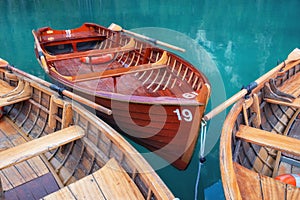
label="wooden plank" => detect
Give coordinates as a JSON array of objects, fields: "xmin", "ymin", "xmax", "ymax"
[
  {"xmin": 286, "ymin": 185, "xmax": 300, "ymax": 199},
  {"xmin": 0, "ymin": 125, "xmax": 85, "ymax": 170},
  {"xmin": 42, "ymin": 187, "xmax": 76, "ymax": 200},
  {"xmin": 0, "ymin": 170, "xmax": 13, "ymax": 190},
  {"xmin": 0, "ymin": 80, "xmax": 14, "ymax": 96},
  {"xmin": 265, "ymin": 98, "xmax": 300, "ymax": 109},
  {"xmin": 72, "ymin": 64, "xmax": 168, "ymax": 82},
  {"xmin": 93, "ymin": 158, "xmax": 144, "ymax": 200},
  {"xmin": 26, "ymin": 157, "xmax": 49, "ymax": 177},
  {"xmin": 1, "ymin": 166, "xmax": 26, "ymax": 188},
  {"xmin": 67, "ymin": 174, "xmax": 106, "ymax": 200},
  {"xmin": 236, "ymin": 125, "xmax": 300, "ymax": 157},
  {"xmin": 46, "ymin": 45, "xmax": 137, "ymax": 62},
  {"xmin": 233, "ymin": 162, "xmax": 263, "ymax": 199},
  {"xmin": 260, "ymin": 174, "xmax": 286, "ymax": 200}
]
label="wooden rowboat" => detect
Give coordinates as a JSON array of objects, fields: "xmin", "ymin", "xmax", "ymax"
[
  {"xmin": 0, "ymin": 58, "xmax": 174, "ymax": 199},
  {"xmin": 220, "ymin": 48, "xmax": 300, "ymax": 199},
  {"xmin": 32, "ymin": 22, "xmax": 211, "ymax": 170}
]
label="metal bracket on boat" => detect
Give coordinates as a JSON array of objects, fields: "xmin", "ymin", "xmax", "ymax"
[
  {"xmin": 242, "ymin": 81, "xmax": 257, "ymax": 99},
  {"xmin": 50, "ymin": 84, "xmax": 65, "ymax": 98}
]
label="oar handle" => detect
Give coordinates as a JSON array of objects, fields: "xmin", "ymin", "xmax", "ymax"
[
  {"xmin": 122, "ymin": 29, "xmax": 186, "ymax": 52},
  {"xmin": 203, "ymin": 61, "xmax": 286, "ymax": 121},
  {"xmin": 203, "ymin": 89, "xmax": 248, "ymax": 121},
  {"xmin": 32, "ymin": 30, "xmax": 49, "ymax": 73},
  {"xmin": 6, "ymin": 65, "xmax": 112, "ymax": 115}
]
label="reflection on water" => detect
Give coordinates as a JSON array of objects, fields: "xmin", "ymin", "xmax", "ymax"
[{"xmin": 1, "ymin": 0, "xmax": 300, "ymax": 199}]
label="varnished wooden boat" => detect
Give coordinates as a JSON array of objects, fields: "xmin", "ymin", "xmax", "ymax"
[
  {"xmin": 0, "ymin": 58, "xmax": 174, "ymax": 199},
  {"xmin": 32, "ymin": 22, "xmax": 211, "ymax": 170},
  {"xmin": 220, "ymin": 48, "xmax": 300, "ymax": 199}
]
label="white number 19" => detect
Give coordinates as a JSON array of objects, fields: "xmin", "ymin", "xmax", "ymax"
[{"xmin": 173, "ymin": 109, "xmax": 193, "ymax": 122}]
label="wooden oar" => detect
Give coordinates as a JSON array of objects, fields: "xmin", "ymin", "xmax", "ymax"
[
  {"xmin": 203, "ymin": 49, "xmax": 300, "ymax": 121},
  {"xmin": 32, "ymin": 30, "xmax": 49, "ymax": 73},
  {"xmin": 0, "ymin": 61, "xmax": 112, "ymax": 115},
  {"xmin": 109, "ymin": 23, "xmax": 186, "ymax": 52}
]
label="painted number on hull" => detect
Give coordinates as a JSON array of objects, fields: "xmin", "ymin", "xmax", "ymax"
[
  {"xmin": 173, "ymin": 109, "xmax": 193, "ymax": 122},
  {"xmin": 182, "ymin": 92, "xmax": 198, "ymax": 99}
]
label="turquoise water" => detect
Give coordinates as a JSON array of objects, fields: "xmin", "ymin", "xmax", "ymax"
[{"xmin": 1, "ymin": 1, "xmax": 300, "ymax": 199}]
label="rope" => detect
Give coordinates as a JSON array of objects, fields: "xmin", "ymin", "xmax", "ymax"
[{"xmin": 194, "ymin": 119, "xmax": 207, "ymax": 200}]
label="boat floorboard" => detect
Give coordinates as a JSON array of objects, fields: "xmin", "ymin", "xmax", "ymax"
[
  {"xmin": 43, "ymin": 158, "xmax": 144, "ymax": 200},
  {"xmin": 0, "ymin": 117, "xmax": 58, "ymax": 198},
  {"xmin": 279, "ymin": 72, "xmax": 300, "ymax": 97}
]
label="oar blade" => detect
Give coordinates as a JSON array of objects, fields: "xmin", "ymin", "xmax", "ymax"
[
  {"xmin": 0, "ymin": 58, "xmax": 8, "ymax": 67},
  {"xmin": 108, "ymin": 23, "xmax": 122, "ymax": 31}
]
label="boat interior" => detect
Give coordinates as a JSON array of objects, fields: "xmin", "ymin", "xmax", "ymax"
[
  {"xmin": 35, "ymin": 24, "xmax": 208, "ymax": 99},
  {"xmin": 229, "ymin": 63, "xmax": 300, "ymax": 198},
  {"xmin": 0, "ymin": 70, "xmax": 173, "ymax": 199}
]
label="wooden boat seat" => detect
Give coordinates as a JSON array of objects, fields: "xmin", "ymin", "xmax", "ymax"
[
  {"xmin": 68, "ymin": 51, "xmax": 169, "ymax": 82},
  {"xmin": 0, "ymin": 79, "xmax": 31, "ymax": 107},
  {"xmin": 73, "ymin": 64, "xmax": 168, "ymax": 82},
  {"xmin": 0, "ymin": 125, "xmax": 85, "ymax": 170},
  {"xmin": 42, "ymin": 158, "xmax": 144, "ymax": 200},
  {"xmin": 265, "ymin": 97, "xmax": 300, "ymax": 108},
  {"xmin": 46, "ymin": 38, "xmax": 137, "ymax": 62},
  {"xmin": 236, "ymin": 125, "xmax": 300, "ymax": 156},
  {"xmin": 264, "ymin": 71, "xmax": 300, "ymax": 108}
]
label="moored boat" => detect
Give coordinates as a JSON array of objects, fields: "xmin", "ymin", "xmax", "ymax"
[
  {"xmin": 32, "ymin": 22, "xmax": 211, "ymax": 170},
  {"xmin": 220, "ymin": 48, "xmax": 300, "ymax": 199},
  {"xmin": 0, "ymin": 58, "xmax": 175, "ymax": 199}
]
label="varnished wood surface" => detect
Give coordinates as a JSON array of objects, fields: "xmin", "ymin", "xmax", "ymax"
[
  {"xmin": 236, "ymin": 125, "xmax": 300, "ymax": 157},
  {"xmin": 43, "ymin": 158, "xmax": 144, "ymax": 200},
  {"xmin": 0, "ymin": 117, "xmax": 50, "ymax": 192},
  {"xmin": 220, "ymin": 49, "xmax": 300, "ymax": 200},
  {"xmin": 0, "ymin": 125, "xmax": 84, "ymax": 170},
  {"xmin": 33, "ymin": 22, "xmax": 211, "ymax": 170},
  {"xmin": 0, "ymin": 63, "xmax": 175, "ymax": 199}
]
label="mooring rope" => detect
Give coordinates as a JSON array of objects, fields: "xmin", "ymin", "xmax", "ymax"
[{"xmin": 194, "ymin": 119, "xmax": 207, "ymax": 200}]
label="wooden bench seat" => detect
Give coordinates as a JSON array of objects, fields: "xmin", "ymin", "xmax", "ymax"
[
  {"xmin": 265, "ymin": 97, "xmax": 300, "ymax": 109},
  {"xmin": 236, "ymin": 125, "xmax": 300, "ymax": 156},
  {"xmin": 43, "ymin": 158, "xmax": 144, "ymax": 200},
  {"xmin": 0, "ymin": 79, "xmax": 31, "ymax": 107},
  {"xmin": 0, "ymin": 125, "xmax": 85, "ymax": 170}
]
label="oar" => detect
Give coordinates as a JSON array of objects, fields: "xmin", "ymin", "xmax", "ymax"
[
  {"xmin": 0, "ymin": 61, "xmax": 112, "ymax": 115},
  {"xmin": 109, "ymin": 23, "xmax": 186, "ymax": 52},
  {"xmin": 32, "ymin": 30, "xmax": 49, "ymax": 73},
  {"xmin": 203, "ymin": 49, "xmax": 300, "ymax": 121}
]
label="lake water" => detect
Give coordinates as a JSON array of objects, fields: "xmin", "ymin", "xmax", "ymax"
[{"xmin": 1, "ymin": 0, "xmax": 300, "ymax": 199}]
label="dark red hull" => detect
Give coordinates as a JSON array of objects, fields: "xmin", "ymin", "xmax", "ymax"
[{"xmin": 33, "ymin": 23, "xmax": 211, "ymax": 169}]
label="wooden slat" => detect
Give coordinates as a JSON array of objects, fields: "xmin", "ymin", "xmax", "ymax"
[
  {"xmin": 265, "ymin": 98, "xmax": 300, "ymax": 108},
  {"xmin": 43, "ymin": 158, "xmax": 144, "ymax": 200},
  {"xmin": 0, "ymin": 125, "xmax": 85, "ymax": 170},
  {"xmin": 72, "ymin": 64, "xmax": 168, "ymax": 82},
  {"xmin": 41, "ymin": 187, "xmax": 77, "ymax": 200},
  {"xmin": 236, "ymin": 125, "xmax": 300, "ymax": 156},
  {"xmin": 93, "ymin": 158, "xmax": 144, "ymax": 200},
  {"xmin": 46, "ymin": 45, "xmax": 137, "ymax": 62},
  {"xmin": 66, "ymin": 174, "xmax": 106, "ymax": 200},
  {"xmin": 286, "ymin": 185, "xmax": 300, "ymax": 199},
  {"xmin": 0, "ymin": 80, "xmax": 14, "ymax": 96},
  {"xmin": 233, "ymin": 162, "xmax": 262, "ymax": 199},
  {"xmin": 234, "ymin": 162, "xmax": 289, "ymax": 199},
  {"xmin": 260, "ymin": 174, "xmax": 286, "ymax": 200}
]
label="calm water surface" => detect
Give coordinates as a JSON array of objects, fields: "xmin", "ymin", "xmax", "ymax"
[{"xmin": 1, "ymin": 1, "xmax": 300, "ymax": 199}]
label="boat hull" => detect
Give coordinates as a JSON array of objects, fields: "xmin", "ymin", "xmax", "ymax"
[
  {"xmin": 220, "ymin": 49, "xmax": 300, "ymax": 199},
  {"xmin": 33, "ymin": 22, "xmax": 211, "ymax": 169},
  {"xmin": 50, "ymin": 76, "xmax": 204, "ymax": 170}
]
